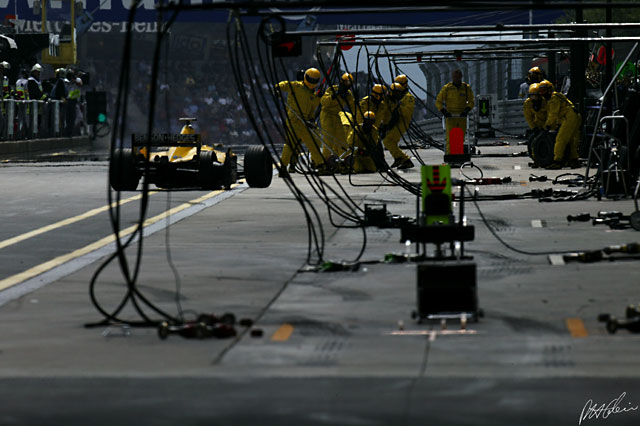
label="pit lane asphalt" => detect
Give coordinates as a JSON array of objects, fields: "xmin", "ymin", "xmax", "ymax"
[{"xmin": 1, "ymin": 142, "xmax": 640, "ymax": 426}]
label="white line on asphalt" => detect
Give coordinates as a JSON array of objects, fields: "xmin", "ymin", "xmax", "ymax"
[
  {"xmin": 531, "ymin": 219, "xmax": 544, "ymax": 228},
  {"xmin": 0, "ymin": 191, "xmax": 157, "ymax": 251},
  {"xmin": 548, "ymin": 255, "xmax": 566, "ymax": 266},
  {"xmin": 0, "ymin": 184, "xmax": 248, "ymax": 306}
]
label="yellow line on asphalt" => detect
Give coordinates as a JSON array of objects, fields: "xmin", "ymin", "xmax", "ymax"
[
  {"xmin": 0, "ymin": 192, "xmax": 158, "ymax": 251},
  {"xmin": 271, "ymin": 324, "xmax": 294, "ymax": 342},
  {"xmin": 0, "ymin": 189, "xmax": 226, "ymax": 292},
  {"xmin": 566, "ymin": 318, "xmax": 588, "ymax": 338}
]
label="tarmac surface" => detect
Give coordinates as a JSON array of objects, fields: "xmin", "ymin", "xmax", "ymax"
[{"xmin": 1, "ymin": 139, "xmax": 640, "ymax": 425}]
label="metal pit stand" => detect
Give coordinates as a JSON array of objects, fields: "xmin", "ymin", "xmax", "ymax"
[{"xmin": 401, "ymin": 165, "xmax": 480, "ymax": 324}]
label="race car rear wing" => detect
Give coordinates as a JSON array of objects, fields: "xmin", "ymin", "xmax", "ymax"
[{"xmin": 131, "ymin": 133, "xmax": 202, "ymax": 156}]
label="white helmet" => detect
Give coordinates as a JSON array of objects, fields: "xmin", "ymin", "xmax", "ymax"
[
  {"xmin": 1, "ymin": 61, "xmax": 10, "ymax": 70},
  {"xmin": 75, "ymin": 77, "xmax": 83, "ymax": 86},
  {"xmin": 55, "ymin": 68, "xmax": 66, "ymax": 78},
  {"xmin": 31, "ymin": 63, "xmax": 42, "ymax": 73}
]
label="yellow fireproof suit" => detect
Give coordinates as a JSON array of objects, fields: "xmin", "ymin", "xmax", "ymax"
[
  {"xmin": 338, "ymin": 96, "xmax": 391, "ymax": 148},
  {"xmin": 320, "ymin": 84, "xmax": 355, "ymax": 158},
  {"xmin": 382, "ymin": 91, "xmax": 414, "ymax": 163},
  {"xmin": 356, "ymin": 96, "xmax": 391, "ymax": 128},
  {"xmin": 276, "ymin": 80, "xmax": 323, "ymax": 168},
  {"xmin": 347, "ymin": 124, "xmax": 379, "ymax": 173},
  {"xmin": 523, "ymin": 97, "xmax": 548, "ymax": 129},
  {"xmin": 435, "ymin": 82, "xmax": 475, "ymax": 153},
  {"xmin": 544, "ymin": 92, "xmax": 581, "ymax": 162}
]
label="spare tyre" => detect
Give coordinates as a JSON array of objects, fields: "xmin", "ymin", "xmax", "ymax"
[
  {"xmin": 244, "ymin": 145, "xmax": 273, "ymax": 188},
  {"xmin": 530, "ymin": 132, "xmax": 556, "ymax": 168}
]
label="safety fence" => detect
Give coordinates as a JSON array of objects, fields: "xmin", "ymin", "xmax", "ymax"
[
  {"xmin": 417, "ymin": 98, "xmax": 529, "ymax": 140},
  {"xmin": 0, "ymin": 99, "xmax": 86, "ymax": 141}
]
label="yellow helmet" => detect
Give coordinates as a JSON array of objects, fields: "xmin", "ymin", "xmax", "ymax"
[
  {"xmin": 394, "ymin": 74, "xmax": 408, "ymax": 88},
  {"xmin": 340, "ymin": 72, "xmax": 353, "ymax": 86},
  {"xmin": 390, "ymin": 82, "xmax": 404, "ymax": 92},
  {"xmin": 538, "ymin": 79, "xmax": 554, "ymax": 94},
  {"xmin": 528, "ymin": 83, "xmax": 540, "ymax": 95},
  {"xmin": 528, "ymin": 66, "xmax": 543, "ymax": 83},
  {"xmin": 304, "ymin": 68, "xmax": 321, "ymax": 89},
  {"xmin": 363, "ymin": 110, "xmax": 375, "ymax": 121},
  {"xmin": 390, "ymin": 82, "xmax": 404, "ymax": 100},
  {"xmin": 371, "ymin": 84, "xmax": 385, "ymax": 100}
]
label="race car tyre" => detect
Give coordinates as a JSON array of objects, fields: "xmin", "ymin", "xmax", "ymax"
[
  {"xmin": 198, "ymin": 151, "xmax": 218, "ymax": 190},
  {"xmin": 530, "ymin": 132, "xmax": 555, "ymax": 168},
  {"xmin": 109, "ymin": 148, "xmax": 139, "ymax": 191},
  {"xmin": 244, "ymin": 145, "xmax": 273, "ymax": 188}
]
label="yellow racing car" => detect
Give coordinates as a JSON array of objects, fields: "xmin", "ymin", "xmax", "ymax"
[{"xmin": 109, "ymin": 118, "xmax": 272, "ymax": 191}]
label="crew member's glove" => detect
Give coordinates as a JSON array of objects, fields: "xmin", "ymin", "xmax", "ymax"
[
  {"xmin": 440, "ymin": 108, "xmax": 452, "ymax": 118},
  {"xmin": 461, "ymin": 107, "xmax": 471, "ymax": 117}
]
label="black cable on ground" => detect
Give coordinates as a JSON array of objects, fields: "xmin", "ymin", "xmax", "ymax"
[
  {"xmin": 231, "ymin": 14, "xmax": 323, "ymax": 265},
  {"xmin": 466, "ymin": 185, "xmax": 594, "ymax": 256},
  {"xmin": 88, "ymin": 1, "xmax": 183, "ymax": 328}
]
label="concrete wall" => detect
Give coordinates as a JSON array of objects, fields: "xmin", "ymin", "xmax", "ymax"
[{"xmin": 0, "ymin": 136, "xmax": 92, "ymax": 158}]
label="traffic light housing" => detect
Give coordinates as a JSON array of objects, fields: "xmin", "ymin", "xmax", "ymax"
[{"xmin": 86, "ymin": 90, "xmax": 107, "ymax": 124}]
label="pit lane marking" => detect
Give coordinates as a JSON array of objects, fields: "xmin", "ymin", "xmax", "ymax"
[
  {"xmin": 0, "ymin": 191, "xmax": 157, "ymax": 251},
  {"xmin": 566, "ymin": 318, "xmax": 588, "ymax": 338},
  {"xmin": 271, "ymin": 324, "xmax": 294, "ymax": 341},
  {"xmin": 0, "ymin": 185, "xmax": 246, "ymax": 298}
]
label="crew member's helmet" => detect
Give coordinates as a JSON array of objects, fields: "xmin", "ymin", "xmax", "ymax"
[
  {"xmin": 304, "ymin": 68, "xmax": 321, "ymax": 89},
  {"xmin": 528, "ymin": 82, "xmax": 540, "ymax": 95},
  {"xmin": 528, "ymin": 66, "xmax": 543, "ymax": 83},
  {"xmin": 390, "ymin": 82, "xmax": 404, "ymax": 99},
  {"xmin": 363, "ymin": 110, "xmax": 376, "ymax": 123},
  {"xmin": 1, "ymin": 61, "xmax": 10, "ymax": 70},
  {"xmin": 362, "ymin": 110, "xmax": 376, "ymax": 132},
  {"xmin": 31, "ymin": 63, "xmax": 42, "ymax": 73},
  {"xmin": 340, "ymin": 72, "xmax": 353, "ymax": 86},
  {"xmin": 538, "ymin": 79, "xmax": 554, "ymax": 97},
  {"xmin": 394, "ymin": 74, "xmax": 409, "ymax": 89},
  {"xmin": 371, "ymin": 84, "xmax": 385, "ymax": 101}
]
